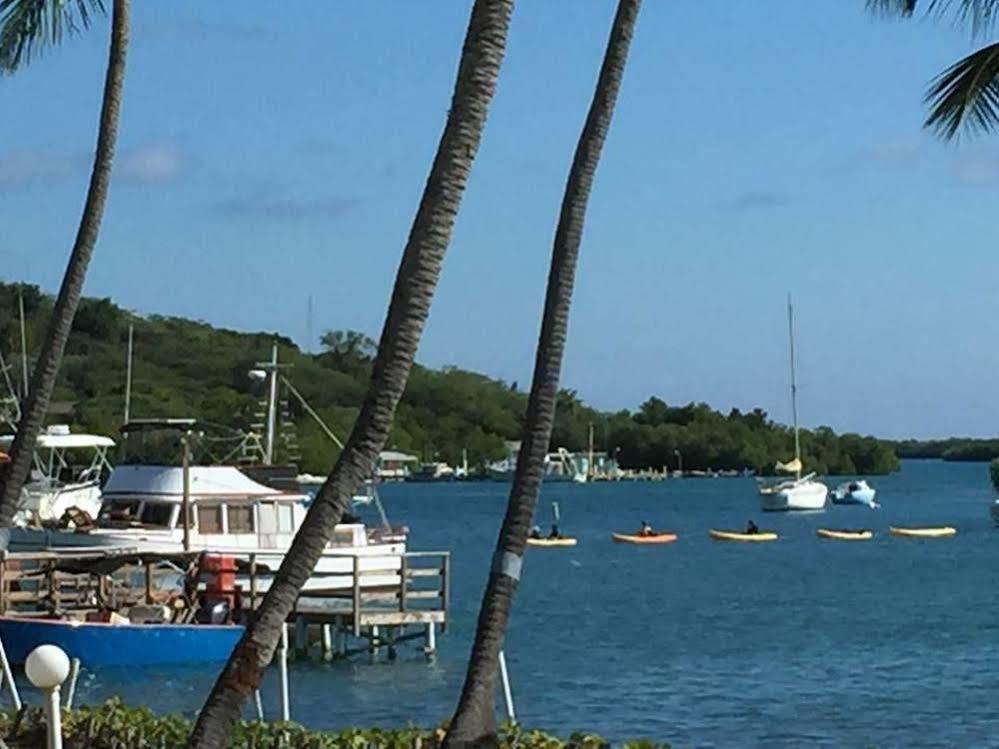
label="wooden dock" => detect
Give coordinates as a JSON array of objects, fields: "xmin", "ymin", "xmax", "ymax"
[{"xmin": 0, "ymin": 546, "xmax": 450, "ymax": 661}]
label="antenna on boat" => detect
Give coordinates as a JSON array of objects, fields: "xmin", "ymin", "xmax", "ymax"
[
  {"xmin": 17, "ymin": 290, "xmax": 28, "ymax": 402},
  {"xmin": 123, "ymin": 323, "xmax": 134, "ymax": 426},
  {"xmin": 787, "ymin": 294, "xmax": 801, "ymax": 480}
]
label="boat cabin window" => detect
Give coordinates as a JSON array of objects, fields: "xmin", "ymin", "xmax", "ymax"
[
  {"xmin": 139, "ymin": 502, "xmax": 174, "ymax": 528},
  {"xmin": 102, "ymin": 499, "xmax": 140, "ymax": 521},
  {"xmin": 227, "ymin": 505, "xmax": 254, "ymax": 534},
  {"xmin": 197, "ymin": 504, "xmax": 223, "ymax": 534}
]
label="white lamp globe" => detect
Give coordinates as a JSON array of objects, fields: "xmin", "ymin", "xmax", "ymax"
[{"xmin": 25, "ymin": 645, "xmax": 70, "ymax": 689}]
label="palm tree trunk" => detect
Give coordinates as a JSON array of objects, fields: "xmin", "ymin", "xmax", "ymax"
[
  {"xmin": 186, "ymin": 3, "xmax": 513, "ymax": 746},
  {"xmin": 443, "ymin": 2, "xmax": 640, "ymax": 746},
  {"xmin": 0, "ymin": 0, "xmax": 128, "ymax": 536}
]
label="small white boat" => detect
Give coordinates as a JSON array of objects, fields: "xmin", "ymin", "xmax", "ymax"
[
  {"xmin": 0, "ymin": 425, "xmax": 115, "ymax": 526},
  {"xmin": 760, "ymin": 473, "xmax": 829, "ymax": 511},
  {"xmin": 831, "ymin": 480, "xmax": 878, "ymax": 507}
]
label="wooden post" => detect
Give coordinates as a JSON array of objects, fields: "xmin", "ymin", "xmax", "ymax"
[
  {"xmin": 294, "ymin": 615, "xmax": 308, "ymax": 658},
  {"xmin": 0, "ymin": 552, "xmax": 7, "ymax": 615},
  {"xmin": 64, "ymin": 658, "xmax": 81, "ymax": 710},
  {"xmin": 441, "ymin": 553, "xmax": 450, "ymax": 632},
  {"xmin": 370, "ymin": 625, "xmax": 379, "ymax": 664},
  {"xmin": 144, "ymin": 561, "xmax": 153, "ymax": 605},
  {"xmin": 352, "ymin": 556, "xmax": 361, "ymax": 638},
  {"xmin": 181, "ymin": 436, "xmax": 192, "ymax": 552},
  {"xmin": 249, "ymin": 554, "xmax": 257, "ymax": 610},
  {"xmin": 321, "ymin": 624, "xmax": 333, "ymax": 662},
  {"xmin": 399, "ymin": 555, "xmax": 408, "ymax": 612},
  {"xmin": 0, "ymin": 634, "xmax": 21, "ymax": 711},
  {"xmin": 425, "ymin": 621, "xmax": 436, "ymax": 660}
]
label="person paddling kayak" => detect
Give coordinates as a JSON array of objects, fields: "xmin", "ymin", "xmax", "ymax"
[
  {"xmin": 639, "ymin": 520, "xmax": 655, "ymax": 537},
  {"xmin": 746, "ymin": 520, "xmax": 759, "ymax": 535}
]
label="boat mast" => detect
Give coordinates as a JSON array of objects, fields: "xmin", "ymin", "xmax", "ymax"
[
  {"xmin": 264, "ymin": 343, "xmax": 279, "ymax": 466},
  {"xmin": 587, "ymin": 422, "xmax": 595, "ymax": 482},
  {"xmin": 787, "ymin": 295, "xmax": 801, "ymax": 480},
  {"xmin": 123, "ymin": 323, "xmax": 134, "ymax": 425},
  {"xmin": 18, "ymin": 290, "xmax": 28, "ymax": 401}
]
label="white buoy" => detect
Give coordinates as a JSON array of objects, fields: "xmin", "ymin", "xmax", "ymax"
[{"xmin": 26, "ymin": 645, "xmax": 70, "ymax": 749}]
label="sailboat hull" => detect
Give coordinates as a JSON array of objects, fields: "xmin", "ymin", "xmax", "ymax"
[{"xmin": 760, "ymin": 480, "xmax": 828, "ymax": 512}]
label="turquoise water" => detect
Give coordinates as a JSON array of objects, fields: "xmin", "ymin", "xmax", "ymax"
[{"xmin": 50, "ymin": 460, "xmax": 999, "ymax": 747}]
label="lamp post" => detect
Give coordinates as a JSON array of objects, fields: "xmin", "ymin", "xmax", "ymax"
[{"xmin": 25, "ymin": 645, "xmax": 70, "ymax": 749}]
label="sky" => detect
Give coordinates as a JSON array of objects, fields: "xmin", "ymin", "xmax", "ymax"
[{"xmin": 3, "ymin": 1, "xmax": 999, "ymax": 439}]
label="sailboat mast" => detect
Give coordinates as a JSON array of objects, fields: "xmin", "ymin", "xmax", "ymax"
[
  {"xmin": 264, "ymin": 343, "xmax": 278, "ymax": 466},
  {"xmin": 787, "ymin": 295, "xmax": 800, "ymax": 479},
  {"xmin": 18, "ymin": 291, "xmax": 28, "ymax": 401},
  {"xmin": 123, "ymin": 323, "xmax": 134, "ymax": 425}
]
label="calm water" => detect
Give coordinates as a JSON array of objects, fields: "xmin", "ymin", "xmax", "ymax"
[{"xmin": 40, "ymin": 460, "xmax": 999, "ymax": 747}]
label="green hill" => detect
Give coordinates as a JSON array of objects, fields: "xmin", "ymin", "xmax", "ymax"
[{"xmin": 0, "ymin": 280, "xmax": 898, "ymax": 476}]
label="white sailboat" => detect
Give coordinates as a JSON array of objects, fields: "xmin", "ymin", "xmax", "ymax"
[{"xmin": 759, "ymin": 297, "xmax": 828, "ymax": 512}]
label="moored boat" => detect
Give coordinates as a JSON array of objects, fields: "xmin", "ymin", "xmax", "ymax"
[
  {"xmin": 0, "ymin": 615, "xmax": 243, "ymax": 667},
  {"xmin": 708, "ymin": 529, "xmax": 778, "ymax": 542},
  {"xmin": 830, "ymin": 480, "xmax": 878, "ymax": 508},
  {"xmin": 816, "ymin": 528, "xmax": 873, "ymax": 541},
  {"xmin": 611, "ymin": 532, "xmax": 677, "ymax": 544},
  {"xmin": 889, "ymin": 526, "xmax": 956, "ymax": 538},
  {"xmin": 758, "ymin": 298, "xmax": 828, "ymax": 512}
]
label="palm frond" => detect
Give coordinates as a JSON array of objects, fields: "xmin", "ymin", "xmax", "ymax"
[
  {"xmin": 0, "ymin": 0, "xmax": 105, "ymax": 74},
  {"xmin": 925, "ymin": 0, "xmax": 999, "ymax": 37},
  {"xmin": 866, "ymin": 0, "xmax": 919, "ymax": 18},
  {"xmin": 925, "ymin": 41, "xmax": 999, "ymax": 138}
]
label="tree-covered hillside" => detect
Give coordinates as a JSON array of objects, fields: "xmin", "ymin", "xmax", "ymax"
[{"xmin": 0, "ymin": 281, "xmax": 898, "ymax": 475}]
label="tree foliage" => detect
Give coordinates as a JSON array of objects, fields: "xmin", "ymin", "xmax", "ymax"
[{"xmin": 0, "ymin": 281, "xmax": 899, "ymax": 475}]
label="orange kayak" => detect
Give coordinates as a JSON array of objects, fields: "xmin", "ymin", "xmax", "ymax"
[{"xmin": 611, "ymin": 532, "xmax": 677, "ymax": 544}]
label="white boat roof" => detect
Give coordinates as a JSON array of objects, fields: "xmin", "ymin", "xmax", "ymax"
[
  {"xmin": 104, "ymin": 465, "xmax": 306, "ymax": 501},
  {"xmin": 0, "ymin": 433, "xmax": 115, "ymax": 450}
]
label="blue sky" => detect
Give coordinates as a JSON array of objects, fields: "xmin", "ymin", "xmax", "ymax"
[{"xmin": 3, "ymin": 1, "xmax": 998, "ymax": 439}]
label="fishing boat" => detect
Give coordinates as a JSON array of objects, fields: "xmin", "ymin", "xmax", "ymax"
[
  {"xmin": 0, "ymin": 615, "xmax": 242, "ymax": 667},
  {"xmin": 889, "ymin": 526, "xmax": 956, "ymax": 539},
  {"xmin": 10, "ymin": 420, "xmax": 407, "ymax": 594},
  {"xmin": 487, "ymin": 443, "xmax": 585, "ymax": 483},
  {"xmin": 0, "ymin": 425, "xmax": 114, "ymax": 526},
  {"xmin": 816, "ymin": 528, "xmax": 873, "ymax": 541},
  {"xmin": 611, "ymin": 532, "xmax": 677, "ymax": 544},
  {"xmin": 708, "ymin": 529, "xmax": 778, "ymax": 542},
  {"xmin": 830, "ymin": 480, "xmax": 878, "ymax": 508},
  {"xmin": 759, "ymin": 297, "xmax": 828, "ymax": 512}
]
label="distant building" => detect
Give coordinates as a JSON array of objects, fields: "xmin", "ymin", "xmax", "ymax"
[{"xmin": 377, "ymin": 450, "xmax": 419, "ymax": 481}]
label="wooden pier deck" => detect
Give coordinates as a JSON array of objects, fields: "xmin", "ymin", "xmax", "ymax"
[{"xmin": 0, "ymin": 546, "xmax": 450, "ymax": 661}]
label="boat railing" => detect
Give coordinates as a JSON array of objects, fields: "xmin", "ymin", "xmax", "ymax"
[
  {"xmin": 0, "ymin": 548, "xmax": 451, "ymax": 637},
  {"xmin": 244, "ymin": 550, "xmax": 450, "ymax": 637}
]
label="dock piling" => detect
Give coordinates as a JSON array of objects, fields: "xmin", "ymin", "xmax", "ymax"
[{"xmin": 278, "ymin": 622, "xmax": 290, "ymax": 721}]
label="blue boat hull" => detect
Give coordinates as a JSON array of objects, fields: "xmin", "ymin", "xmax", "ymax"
[{"xmin": 0, "ymin": 616, "xmax": 243, "ymax": 667}]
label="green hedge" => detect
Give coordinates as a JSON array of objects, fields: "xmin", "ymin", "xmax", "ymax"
[{"xmin": 0, "ymin": 699, "xmax": 670, "ymax": 749}]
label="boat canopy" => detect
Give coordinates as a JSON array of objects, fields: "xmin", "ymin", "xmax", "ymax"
[
  {"xmin": 103, "ymin": 465, "xmax": 306, "ymax": 502},
  {"xmin": 0, "ymin": 433, "xmax": 114, "ymax": 450}
]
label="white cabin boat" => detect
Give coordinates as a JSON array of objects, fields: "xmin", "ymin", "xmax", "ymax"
[
  {"xmin": 0, "ymin": 425, "xmax": 114, "ymax": 526},
  {"xmin": 10, "ymin": 465, "xmax": 404, "ymax": 592}
]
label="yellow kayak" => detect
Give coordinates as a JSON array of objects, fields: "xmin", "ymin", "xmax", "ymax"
[
  {"xmin": 709, "ymin": 529, "xmax": 778, "ymax": 542},
  {"xmin": 611, "ymin": 532, "xmax": 677, "ymax": 544},
  {"xmin": 526, "ymin": 537, "xmax": 578, "ymax": 547},
  {"xmin": 889, "ymin": 526, "xmax": 956, "ymax": 539},
  {"xmin": 817, "ymin": 528, "xmax": 873, "ymax": 541}
]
